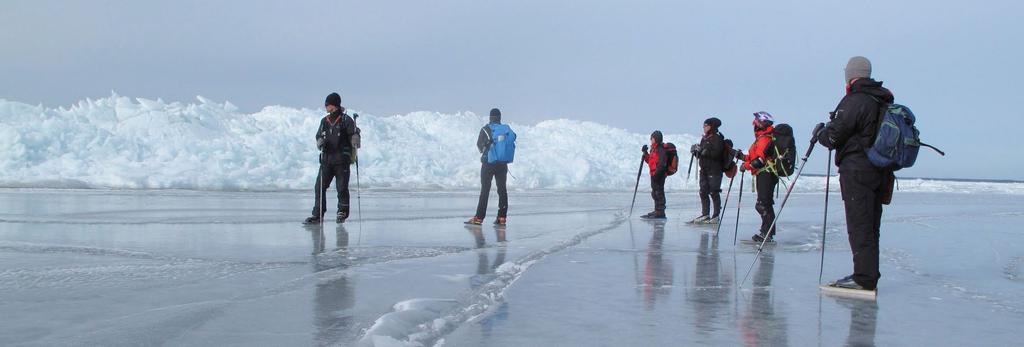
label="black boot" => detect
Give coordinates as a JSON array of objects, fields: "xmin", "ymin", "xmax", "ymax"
[
  {"xmin": 336, "ymin": 211, "xmax": 348, "ymax": 223},
  {"xmin": 303, "ymin": 215, "xmax": 322, "ymax": 224},
  {"xmin": 642, "ymin": 211, "xmax": 666, "ymax": 220},
  {"xmin": 751, "ymin": 232, "xmax": 774, "ymax": 243},
  {"xmin": 827, "ymin": 275, "xmax": 870, "ymax": 290}
]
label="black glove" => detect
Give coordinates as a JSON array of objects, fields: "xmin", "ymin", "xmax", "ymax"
[
  {"xmin": 700, "ymin": 145, "xmax": 712, "ymax": 157},
  {"xmin": 811, "ymin": 122, "xmax": 825, "ymax": 139},
  {"xmin": 750, "ymin": 157, "xmax": 765, "ymax": 169},
  {"xmin": 690, "ymin": 144, "xmax": 702, "ymax": 156},
  {"xmin": 734, "ymin": 150, "xmax": 745, "ymax": 160},
  {"xmin": 642, "ymin": 144, "xmax": 649, "ymax": 153},
  {"xmin": 317, "ymin": 132, "xmax": 326, "ymax": 150}
]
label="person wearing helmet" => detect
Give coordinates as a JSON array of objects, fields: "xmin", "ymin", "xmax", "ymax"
[
  {"xmin": 689, "ymin": 117, "xmax": 726, "ymax": 224},
  {"xmin": 735, "ymin": 111, "xmax": 779, "ymax": 243}
]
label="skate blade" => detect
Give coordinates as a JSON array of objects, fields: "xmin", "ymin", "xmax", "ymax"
[
  {"xmin": 819, "ymin": 285, "xmax": 877, "ymax": 300},
  {"xmin": 739, "ymin": 239, "xmax": 775, "ymax": 245}
]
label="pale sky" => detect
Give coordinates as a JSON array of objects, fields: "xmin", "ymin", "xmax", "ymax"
[{"xmin": 3, "ymin": 0, "xmax": 1021, "ymax": 180}]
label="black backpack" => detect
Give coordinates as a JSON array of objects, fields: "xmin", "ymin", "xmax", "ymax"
[
  {"xmin": 769, "ymin": 124, "xmax": 797, "ymax": 177},
  {"xmin": 721, "ymin": 138, "xmax": 736, "ymax": 168}
]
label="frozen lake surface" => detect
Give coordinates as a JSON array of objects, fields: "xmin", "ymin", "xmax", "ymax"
[{"xmin": 1, "ymin": 188, "xmax": 1022, "ymax": 346}]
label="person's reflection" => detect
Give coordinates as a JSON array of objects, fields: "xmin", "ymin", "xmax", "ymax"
[
  {"xmin": 309, "ymin": 224, "xmax": 355, "ymax": 346},
  {"xmin": 740, "ymin": 252, "xmax": 789, "ymax": 346},
  {"xmin": 834, "ymin": 297, "xmax": 878, "ymax": 347},
  {"xmin": 467, "ymin": 225, "xmax": 508, "ymax": 287},
  {"xmin": 642, "ymin": 220, "xmax": 673, "ymax": 310},
  {"xmin": 690, "ymin": 232, "xmax": 730, "ymax": 336},
  {"xmin": 466, "ymin": 225, "xmax": 509, "ymax": 337}
]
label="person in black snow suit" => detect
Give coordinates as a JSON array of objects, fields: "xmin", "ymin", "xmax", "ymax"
[
  {"xmin": 466, "ymin": 108, "xmax": 510, "ymax": 226},
  {"xmin": 304, "ymin": 92, "xmax": 358, "ymax": 224},
  {"xmin": 814, "ymin": 56, "xmax": 895, "ymax": 291},
  {"xmin": 690, "ymin": 117, "xmax": 726, "ymax": 224},
  {"xmin": 641, "ymin": 131, "xmax": 669, "ymax": 219}
]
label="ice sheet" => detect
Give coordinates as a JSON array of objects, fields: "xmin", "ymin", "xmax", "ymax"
[{"xmin": 0, "ymin": 189, "xmax": 1021, "ymax": 346}]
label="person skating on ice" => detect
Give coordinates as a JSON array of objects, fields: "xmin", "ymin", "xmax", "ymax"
[
  {"xmin": 814, "ymin": 56, "xmax": 894, "ymax": 291},
  {"xmin": 689, "ymin": 117, "xmax": 726, "ymax": 224},
  {"xmin": 466, "ymin": 108, "xmax": 516, "ymax": 226},
  {"xmin": 304, "ymin": 92, "xmax": 358, "ymax": 224},
  {"xmin": 735, "ymin": 112, "xmax": 780, "ymax": 243},
  {"xmin": 641, "ymin": 131, "xmax": 669, "ymax": 220}
]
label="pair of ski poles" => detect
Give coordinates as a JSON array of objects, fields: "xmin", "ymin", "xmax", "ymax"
[{"xmin": 738, "ymin": 126, "xmax": 830, "ymax": 287}]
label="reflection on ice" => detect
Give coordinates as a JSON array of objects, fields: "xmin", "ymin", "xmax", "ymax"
[
  {"xmin": 740, "ymin": 252, "xmax": 788, "ymax": 346},
  {"xmin": 831, "ymin": 296, "xmax": 879, "ymax": 347},
  {"xmin": 641, "ymin": 221, "xmax": 673, "ymax": 310},
  {"xmin": 311, "ymin": 225, "xmax": 355, "ymax": 346},
  {"xmin": 689, "ymin": 232, "xmax": 730, "ymax": 337}
]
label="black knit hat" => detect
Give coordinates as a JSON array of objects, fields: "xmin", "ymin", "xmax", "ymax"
[
  {"xmin": 325, "ymin": 92, "xmax": 341, "ymax": 108},
  {"xmin": 704, "ymin": 117, "xmax": 722, "ymax": 129},
  {"xmin": 651, "ymin": 130, "xmax": 663, "ymax": 144},
  {"xmin": 489, "ymin": 108, "xmax": 501, "ymax": 123}
]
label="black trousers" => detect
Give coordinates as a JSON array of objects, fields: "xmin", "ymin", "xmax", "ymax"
[
  {"xmin": 650, "ymin": 173, "xmax": 666, "ymax": 212},
  {"xmin": 839, "ymin": 168, "xmax": 884, "ymax": 289},
  {"xmin": 754, "ymin": 172, "xmax": 778, "ymax": 236},
  {"xmin": 475, "ymin": 163, "xmax": 508, "ymax": 219},
  {"xmin": 311, "ymin": 161, "xmax": 351, "ymax": 218},
  {"xmin": 699, "ymin": 171, "xmax": 723, "ymax": 217}
]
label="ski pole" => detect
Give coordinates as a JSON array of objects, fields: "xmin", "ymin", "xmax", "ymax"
[
  {"xmin": 733, "ymin": 169, "xmax": 745, "ymax": 246},
  {"xmin": 353, "ymin": 114, "xmax": 363, "ymax": 225},
  {"xmin": 818, "ymin": 150, "xmax": 833, "ymax": 284},
  {"xmin": 740, "ymin": 135, "xmax": 819, "ymax": 287},
  {"xmin": 318, "ymin": 130, "xmax": 326, "ymax": 225},
  {"xmin": 629, "ymin": 156, "xmax": 645, "ymax": 216},
  {"xmin": 714, "ymin": 159, "xmax": 737, "ymax": 237},
  {"xmin": 686, "ymin": 153, "xmax": 696, "ymax": 182}
]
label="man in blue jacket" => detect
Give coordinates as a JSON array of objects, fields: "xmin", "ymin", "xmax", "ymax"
[{"xmin": 467, "ymin": 108, "xmax": 510, "ymax": 226}]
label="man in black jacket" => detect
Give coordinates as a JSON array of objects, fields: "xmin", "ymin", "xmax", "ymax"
[
  {"xmin": 305, "ymin": 92, "xmax": 358, "ymax": 224},
  {"xmin": 690, "ymin": 117, "xmax": 725, "ymax": 224},
  {"xmin": 814, "ymin": 56, "xmax": 895, "ymax": 290},
  {"xmin": 466, "ymin": 108, "xmax": 509, "ymax": 226}
]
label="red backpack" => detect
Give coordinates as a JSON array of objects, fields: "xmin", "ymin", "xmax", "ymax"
[{"xmin": 663, "ymin": 143, "xmax": 679, "ymax": 176}]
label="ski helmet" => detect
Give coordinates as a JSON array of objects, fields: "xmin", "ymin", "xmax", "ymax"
[{"xmin": 752, "ymin": 111, "xmax": 774, "ymax": 129}]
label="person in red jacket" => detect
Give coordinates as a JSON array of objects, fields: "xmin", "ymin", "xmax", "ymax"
[
  {"xmin": 641, "ymin": 131, "xmax": 669, "ymax": 219},
  {"xmin": 735, "ymin": 112, "xmax": 779, "ymax": 243}
]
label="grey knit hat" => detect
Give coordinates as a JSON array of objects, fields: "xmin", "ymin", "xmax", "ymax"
[{"xmin": 845, "ymin": 56, "xmax": 872, "ymax": 82}]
